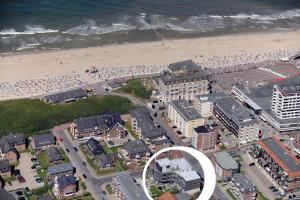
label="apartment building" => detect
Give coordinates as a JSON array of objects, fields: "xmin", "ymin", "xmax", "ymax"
[
  {"xmin": 250, "ymin": 136, "xmax": 300, "ymax": 194},
  {"xmin": 194, "ymin": 92, "xmax": 227, "ymax": 118},
  {"xmin": 191, "ymin": 124, "xmax": 218, "ymax": 151},
  {"xmin": 233, "ymin": 76, "xmax": 300, "ymax": 132},
  {"xmin": 168, "ymin": 99, "xmax": 204, "ymax": 138},
  {"xmin": 158, "ymin": 60, "xmax": 209, "ymax": 103},
  {"xmin": 230, "ymin": 173, "xmax": 256, "ymax": 200},
  {"xmin": 213, "ymin": 97, "xmax": 259, "ymax": 144},
  {"xmin": 112, "ymin": 173, "xmax": 147, "ymax": 200},
  {"xmin": 212, "ymin": 151, "xmax": 240, "ymax": 181},
  {"xmin": 153, "ymin": 157, "xmax": 203, "ymax": 192}
]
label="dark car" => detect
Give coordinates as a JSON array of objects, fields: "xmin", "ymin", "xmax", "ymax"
[
  {"xmin": 154, "ymin": 112, "xmax": 157, "ymax": 117},
  {"xmin": 249, "ymin": 162, "xmax": 255, "ymax": 166},
  {"xmin": 82, "ymin": 161, "xmax": 87, "ymax": 166},
  {"xmin": 269, "ymin": 186, "xmax": 275, "ymax": 190},
  {"xmin": 83, "ymin": 174, "xmax": 87, "ymax": 179},
  {"xmin": 273, "ymin": 188, "xmax": 279, "ymax": 192},
  {"xmin": 73, "ymin": 147, "xmax": 78, "ymax": 152},
  {"xmin": 102, "ymin": 191, "xmax": 106, "ymax": 195},
  {"xmin": 152, "ymin": 105, "xmax": 155, "ymax": 109},
  {"xmin": 66, "ymin": 148, "xmax": 70, "ymax": 153},
  {"xmin": 18, "ymin": 197, "xmax": 26, "ymax": 200},
  {"xmin": 16, "ymin": 191, "xmax": 23, "ymax": 196}
]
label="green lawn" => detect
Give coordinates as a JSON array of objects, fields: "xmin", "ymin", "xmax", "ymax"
[
  {"xmin": 0, "ymin": 95, "xmax": 136, "ymax": 136},
  {"xmin": 37, "ymin": 151, "xmax": 50, "ymax": 169},
  {"xmin": 4, "ymin": 175, "xmax": 16, "ymax": 183},
  {"xmin": 116, "ymin": 79, "xmax": 152, "ymax": 99},
  {"xmin": 124, "ymin": 121, "xmax": 138, "ymax": 139},
  {"xmin": 106, "ymin": 184, "xmax": 114, "ymax": 194},
  {"xmin": 150, "ymin": 185, "xmax": 162, "ymax": 197},
  {"xmin": 101, "ymin": 142, "xmax": 120, "ymax": 154},
  {"xmin": 257, "ymin": 191, "xmax": 270, "ymax": 200}
]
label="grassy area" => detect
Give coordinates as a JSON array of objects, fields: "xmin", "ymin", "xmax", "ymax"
[
  {"xmin": 4, "ymin": 175, "xmax": 16, "ymax": 183},
  {"xmin": 257, "ymin": 191, "xmax": 270, "ymax": 200},
  {"xmin": 226, "ymin": 189, "xmax": 238, "ymax": 200},
  {"xmin": 150, "ymin": 185, "xmax": 162, "ymax": 197},
  {"xmin": 116, "ymin": 79, "xmax": 152, "ymax": 99},
  {"xmin": 124, "ymin": 121, "xmax": 138, "ymax": 139},
  {"xmin": 37, "ymin": 151, "xmax": 50, "ymax": 169},
  {"xmin": 80, "ymin": 181, "xmax": 87, "ymax": 191},
  {"xmin": 58, "ymin": 147, "xmax": 70, "ymax": 162},
  {"xmin": 101, "ymin": 142, "xmax": 120, "ymax": 154},
  {"xmin": 0, "ymin": 95, "xmax": 136, "ymax": 136},
  {"xmin": 106, "ymin": 184, "xmax": 114, "ymax": 194},
  {"xmin": 96, "ymin": 159, "xmax": 128, "ymax": 176}
]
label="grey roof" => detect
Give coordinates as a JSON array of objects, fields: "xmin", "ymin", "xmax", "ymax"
[
  {"xmin": 232, "ymin": 173, "xmax": 256, "ymax": 192},
  {"xmin": 0, "ymin": 140, "xmax": 15, "ymax": 153},
  {"xmin": 160, "ymin": 70, "xmax": 208, "ymax": 85},
  {"xmin": 195, "ymin": 92, "xmax": 227, "ymax": 102},
  {"xmin": 168, "ymin": 60, "xmax": 201, "ymax": 73},
  {"xmin": 129, "ymin": 108, "xmax": 164, "ymax": 139},
  {"xmin": 107, "ymin": 81, "xmax": 122, "ymax": 89},
  {"xmin": 123, "ymin": 140, "xmax": 151, "ymax": 155},
  {"xmin": 214, "ymin": 97, "xmax": 257, "ymax": 126},
  {"xmin": 32, "ymin": 133, "xmax": 55, "ymax": 148},
  {"xmin": 0, "ymin": 159, "xmax": 10, "ymax": 170},
  {"xmin": 43, "ymin": 88, "xmax": 87, "ymax": 104},
  {"xmin": 57, "ymin": 175, "xmax": 76, "ymax": 190},
  {"xmin": 113, "ymin": 173, "xmax": 147, "ymax": 200},
  {"xmin": 193, "ymin": 124, "xmax": 218, "ymax": 134},
  {"xmin": 46, "ymin": 147, "xmax": 63, "ymax": 162},
  {"xmin": 276, "ymin": 76, "xmax": 300, "ymax": 94},
  {"xmin": 261, "ymin": 137, "xmax": 300, "ymax": 173},
  {"xmin": 0, "ymin": 188, "xmax": 15, "ymax": 200},
  {"xmin": 214, "ymin": 151, "xmax": 239, "ymax": 170},
  {"xmin": 98, "ymin": 154, "xmax": 112, "ymax": 168},
  {"xmin": 170, "ymin": 99, "xmax": 202, "ymax": 121},
  {"xmin": 0, "ymin": 133, "xmax": 25, "ymax": 153},
  {"xmin": 86, "ymin": 138, "xmax": 103, "ymax": 155},
  {"xmin": 48, "ymin": 163, "xmax": 74, "ymax": 176},
  {"xmin": 74, "ymin": 112, "xmax": 122, "ymax": 133}
]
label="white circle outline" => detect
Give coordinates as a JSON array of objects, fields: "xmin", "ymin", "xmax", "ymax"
[{"xmin": 142, "ymin": 146, "xmax": 216, "ymax": 200}]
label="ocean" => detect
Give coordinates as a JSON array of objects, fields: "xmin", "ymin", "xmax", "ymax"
[{"xmin": 0, "ymin": 0, "xmax": 299, "ymax": 52}]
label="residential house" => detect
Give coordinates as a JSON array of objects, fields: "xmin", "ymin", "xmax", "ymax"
[
  {"xmin": 55, "ymin": 175, "xmax": 77, "ymax": 199},
  {"xmin": 48, "ymin": 163, "xmax": 74, "ymax": 180},
  {"xmin": 121, "ymin": 140, "xmax": 151, "ymax": 160},
  {"xmin": 98, "ymin": 154, "xmax": 113, "ymax": 169},
  {"xmin": 230, "ymin": 173, "xmax": 256, "ymax": 200},
  {"xmin": 31, "ymin": 133, "xmax": 56, "ymax": 150},
  {"xmin": 41, "ymin": 88, "xmax": 88, "ymax": 104},
  {"xmin": 0, "ymin": 188, "xmax": 15, "ymax": 200},
  {"xmin": 86, "ymin": 138, "xmax": 103, "ymax": 155},
  {"xmin": 46, "ymin": 147, "xmax": 64, "ymax": 163},
  {"xmin": 0, "ymin": 160, "xmax": 11, "ymax": 179},
  {"xmin": 0, "ymin": 133, "xmax": 26, "ymax": 164}
]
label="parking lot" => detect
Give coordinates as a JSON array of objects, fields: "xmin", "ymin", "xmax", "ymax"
[{"xmin": 5, "ymin": 152, "xmax": 42, "ymax": 191}]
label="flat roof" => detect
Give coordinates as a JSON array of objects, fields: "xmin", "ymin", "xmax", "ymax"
[
  {"xmin": 214, "ymin": 97, "xmax": 257, "ymax": 126},
  {"xmin": 43, "ymin": 88, "xmax": 87, "ymax": 103},
  {"xmin": 193, "ymin": 124, "xmax": 217, "ymax": 134},
  {"xmin": 168, "ymin": 60, "xmax": 200, "ymax": 73},
  {"xmin": 258, "ymin": 136, "xmax": 300, "ymax": 177},
  {"xmin": 170, "ymin": 99, "xmax": 202, "ymax": 121},
  {"xmin": 48, "ymin": 163, "xmax": 73, "ymax": 175},
  {"xmin": 114, "ymin": 173, "xmax": 147, "ymax": 200},
  {"xmin": 232, "ymin": 173, "xmax": 256, "ymax": 191},
  {"xmin": 156, "ymin": 157, "xmax": 201, "ymax": 181},
  {"xmin": 213, "ymin": 151, "xmax": 239, "ymax": 170},
  {"xmin": 195, "ymin": 92, "xmax": 227, "ymax": 102}
]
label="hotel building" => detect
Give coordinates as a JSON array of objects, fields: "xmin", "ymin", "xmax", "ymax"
[
  {"xmin": 158, "ymin": 60, "xmax": 209, "ymax": 103},
  {"xmin": 191, "ymin": 124, "xmax": 218, "ymax": 151},
  {"xmin": 168, "ymin": 99, "xmax": 204, "ymax": 138}
]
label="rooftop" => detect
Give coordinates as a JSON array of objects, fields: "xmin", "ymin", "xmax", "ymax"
[
  {"xmin": 130, "ymin": 107, "xmax": 164, "ymax": 139},
  {"xmin": 32, "ymin": 133, "xmax": 55, "ymax": 147},
  {"xmin": 0, "ymin": 188, "xmax": 15, "ymax": 200},
  {"xmin": 123, "ymin": 139, "xmax": 151, "ymax": 155},
  {"xmin": 214, "ymin": 97, "xmax": 257, "ymax": 126},
  {"xmin": 258, "ymin": 136, "xmax": 300, "ymax": 177},
  {"xmin": 57, "ymin": 175, "xmax": 76, "ymax": 190},
  {"xmin": 74, "ymin": 112, "xmax": 122, "ymax": 133},
  {"xmin": 0, "ymin": 159, "xmax": 10, "ymax": 170},
  {"xmin": 213, "ymin": 151, "xmax": 239, "ymax": 170},
  {"xmin": 113, "ymin": 173, "xmax": 147, "ymax": 200},
  {"xmin": 170, "ymin": 99, "xmax": 202, "ymax": 121},
  {"xmin": 156, "ymin": 157, "xmax": 201, "ymax": 181},
  {"xmin": 276, "ymin": 76, "xmax": 300, "ymax": 94},
  {"xmin": 193, "ymin": 124, "xmax": 218, "ymax": 134},
  {"xmin": 168, "ymin": 60, "xmax": 201, "ymax": 73},
  {"xmin": 48, "ymin": 163, "xmax": 74, "ymax": 176},
  {"xmin": 43, "ymin": 88, "xmax": 87, "ymax": 104},
  {"xmin": 195, "ymin": 92, "xmax": 227, "ymax": 102},
  {"xmin": 232, "ymin": 173, "xmax": 256, "ymax": 192}
]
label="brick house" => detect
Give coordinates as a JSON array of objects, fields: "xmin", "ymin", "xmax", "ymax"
[
  {"xmin": 0, "ymin": 160, "xmax": 11, "ymax": 179},
  {"xmin": 56, "ymin": 175, "xmax": 77, "ymax": 199}
]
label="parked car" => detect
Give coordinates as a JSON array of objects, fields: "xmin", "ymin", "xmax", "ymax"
[
  {"xmin": 249, "ymin": 162, "xmax": 255, "ymax": 166},
  {"xmin": 83, "ymin": 174, "xmax": 87, "ymax": 179},
  {"xmin": 73, "ymin": 147, "xmax": 78, "ymax": 152},
  {"xmin": 66, "ymin": 148, "xmax": 70, "ymax": 153},
  {"xmin": 154, "ymin": 112, "xmax": 157, "ymax": 117},
  {"xmin": 82, "ymin": 161, "xmax": 87, "ymax": 166},
  {"xmin": 17, "ymin": 176, "xmax": 26, "ymax": 183}
]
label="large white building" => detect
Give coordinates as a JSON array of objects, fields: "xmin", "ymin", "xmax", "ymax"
[
  {"xmin": 158, "ymin": 60, "xmax": 209, "ymax": 103},
  {"xmin": 233, "ymin": 76, "xmax": 300, "ymax": 132},
  {"xmin": 168, "ymin": 99, "xmax": 204, "ymax": 138}
]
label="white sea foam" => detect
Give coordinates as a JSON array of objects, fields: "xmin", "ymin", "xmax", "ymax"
[{"xmin": 0, "ymin": 25, "xmax": 59, "ymax": 35}]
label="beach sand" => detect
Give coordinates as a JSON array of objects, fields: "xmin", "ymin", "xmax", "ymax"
[{"xmin": 1, "ymin": 30, "xmax": 300, "ymax": 82}]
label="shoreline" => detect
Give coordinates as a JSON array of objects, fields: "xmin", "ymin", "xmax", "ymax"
[
  {"xmin": 1, "ymin": 28, "xmax": 297, "ymax": 57},
  {"xmin": 0, "ymin": 29, "xmax": 299, "ymax": 101}
]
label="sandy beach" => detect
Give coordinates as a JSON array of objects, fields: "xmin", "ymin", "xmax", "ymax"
[{"xmin": 0, "ymin": 30, "xmax": 300, "ymax": 100}]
